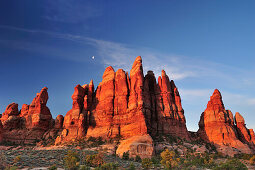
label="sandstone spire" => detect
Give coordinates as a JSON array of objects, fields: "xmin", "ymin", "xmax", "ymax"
[{"xmin": 198, "ymin": 89, "xmax": 253, "ymax": 155}]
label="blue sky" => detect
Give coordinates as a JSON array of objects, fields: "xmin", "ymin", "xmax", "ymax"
[{"xmin": 0, "ymin": 0, "xmax": 254, "ymax": 131}]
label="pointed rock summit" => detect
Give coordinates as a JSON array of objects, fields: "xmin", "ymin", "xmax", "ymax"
[
  {"xmin": 2, "ymin": 56, "xmax": 254, "ymax": 158},
  {"xmin": 198, "ymin": 89, "xmax": 254, "ymax": 155},
  {"xmin": 55, "ymin": 56, "xmax": 190, "ymax": 158}
]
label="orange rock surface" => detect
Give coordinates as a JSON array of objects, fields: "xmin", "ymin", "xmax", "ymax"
[
  {"xmin": 235, "ymin": 112, "xmax": 254, "ymax": 144},
  {"xmin": 144, "ymin": 70, "xmax": 189, "ymax": 139},
  {"xmin": 1, "ymin": 103, "xmax": 19, "ymax": 122},
  {"xmin": 56, "ymin": 56, "xmax": 189, "ymax": 148},
  {"xmin": 0, "ymin": 121, "xmax": 3, "ymax": 142},
  {"xmin": 249, "ymin": 129, "xmax": 255, "ymax": 144},
  {"xmin": 1, "ymin": 87, "xmax": 53, "ymax": 144},
  {"xmin": 198, "ymin": 89, "xmax": 253, "ymax": 155}
]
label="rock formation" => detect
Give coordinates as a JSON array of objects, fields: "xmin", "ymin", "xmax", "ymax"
[
  {"xmin": 2, "ymin": 56, "xmax": 254, "ymax": 157},
  {"xmin": 116, "ymin": 134, "xmax": 154, "ymax": 159},
  {"xmin": 0, "ymin": 121, "xmax": 3, "ymax": 142},
  {"xmin": 235, "ymin": 112, "xmax": 255, "ymax": 145},
  {"xmin": 143, "ymin": 70, "xmax": 189, "ymax": 139},
  {"xmin": 0, "ymin": 87, "xmax": 53, "ymax": 144},
  {"xmin": 56, "ymin": 56, "xmax": 189, "ymax": 146},
  {"xmin": 198, "ymin": 89, "xmax": 254, "ymax": 155}
]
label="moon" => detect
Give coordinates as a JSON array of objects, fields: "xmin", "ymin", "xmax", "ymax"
[{"xmin": 92, "ymin": 56, "xmax": 95, "ymax": 60}]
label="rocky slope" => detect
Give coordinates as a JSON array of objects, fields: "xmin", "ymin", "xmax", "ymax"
[{"xmin": 198, "ymin": 89, "xmax": 255, "ymax": 155}]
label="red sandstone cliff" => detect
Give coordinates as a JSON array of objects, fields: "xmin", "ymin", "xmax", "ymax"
[
  {"xmin": 198, "ymin": 89, "xmax": 254, "ymax": 155},
  {"xmin": 55, "ymin": 56, "xmax": 190, "ymax": 145},
  {"xmin": 0, "ymin": 87, "xmax": 53, "ymax": 144},
  {"xmin": 1, "ymin": 56, "xmax": 254, "ymax": 157}
]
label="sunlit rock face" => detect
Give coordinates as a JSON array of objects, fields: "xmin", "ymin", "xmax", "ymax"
[
  {"xmin": 56, "ymin": 56, "xmax": 190, "ymax": 147},
  {"xmin": 0, "ymin": 87, "xmax": 53, "ymax": 144},
  {"xmin": 198, "ymin": 89, "xmax": 254, "ymax": 156}
]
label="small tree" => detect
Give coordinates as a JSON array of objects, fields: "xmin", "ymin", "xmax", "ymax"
[
  {"xmin": 85, "ymin": 152, "xmax": 104, "ymax": 167},
  {"xmin": 250, "ymin": 155, "xmax": 255, "ymax": 165},
  {"xmin": 142, "ymin": 158, "xmax": 152, "ymax": 169},
  {"xmin": 135, "ymin": 155, "xmax": 141, "ymax": 162},
  {"xmin": 64, "ymin": 150, "xmax": 80, "ymax": 170},
  {"xmin": 122, "ymin": 151, "xmax": 129, "ymax": 160},
  {"xmin": 160, "ymin": 149, "xmax": 180, "ymax": 169}
]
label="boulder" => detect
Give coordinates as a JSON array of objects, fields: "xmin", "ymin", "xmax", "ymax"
[{"xmin": 116, "ymin": 134, "xmax": 154, "ymax": 159}]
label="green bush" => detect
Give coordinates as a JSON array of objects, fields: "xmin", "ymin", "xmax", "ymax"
[
  {"xmin": 135, "ymin": 155, "xmax": 141, "ymax": 162},
  {"xmin": 234, "ymin": 153, "xmax": 253, "ymax": 160},
  {"xmin": 127, "ymin": 163, "xmax": 136, "ymax": 170},
  {"xmin": 85, "ymin": 152, "xmax": 104, "ymax": 167},
  {"xmin": 142, "ymin": 158, "xmax": 152, "ymax": 169},
  {"xmin": 64, "ymin": 150, "xmax": 80, "ymax": 170},
  {"xmin": 87, "ymin": 137, "xmax": 105, "ymax": 147},
  {"xmin": 250, "ymin": 155, "xmax": 255, "ymax": 165},
  {"xmin": 79, "ymin": 165, "xmax": 90, "ymax": 170},
  {"xmin": 213, "ymin": 159, "xmax": 247, "ymax": 170},
  {"xmin": 96, "ymin": 163, "xmax": 119, "ymax": 170},
  {"xmin": 122, "ymin": 151, "xmax": 129, "ymax": 160},
  {"xmin": 151, "ymin": 156, "xmax": 160, "ymax": 165},
  {"xmin": 4, "ymin": 166, "xmax": 18, "ymax": 170},
  {"xmin": 48, "ymin": 165, "xmax": 57, "ymax": 170}
]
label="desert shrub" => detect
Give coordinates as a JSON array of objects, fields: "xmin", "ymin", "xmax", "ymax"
[
  {"xmin": 135, "ymin": 155, "xmax": 141, "ymax": 162},
  {"xmin": 4, "ymin": 166, "xmax": 18, "ymax": 170},
  {"xmin": 213, "ymin": 159, "xmax": 247, "ymax": 170},
  {"xmin": 64, "ymin": 150, "xmax": 80, "ymax": 170},
  {"xmin": 87, "ymin": 137, "xmax": 105, "ymax": 147},
  {"xmin": 122, "ymin": 151, "xmax": 129, "ymax": 160},
  {"xmin": 0, "ymin": 153, "xmax": 7, "ymax": 169},
  {"xmin": 79, "ymin": 165, "xmax": 90, "ymax": 170},
  {"xmin": 13, "ymin": 155, "xmax": 21, "ymax": 164},
  {"xmin": 48, "ymin": 165, "xmax": 57, "ymax": 170},
  {"xmin": 181, "ymin": 153, "xmax": 216, "ymax": 169},
  {"xmin": 85, "ymin": 152, "xmax": 104, "ymax": 167},
  {"xmin": 166, "ymin": 135, "xmax": 177, "ymax": 144},
  {"xmin": 127, "ymin": 163, "xmax": 136, "ymax": 170},
  {"xmin": 250, "ymin": 155, "xmax": 255, "ymax": 165},
  {"xmin": 96, "ymin": 163, "xmax": 119, "ymax": 170},
  {"xmin": 160, "ymin": 149, "xmax": 180, "ymax": 169},
  {"xmin": 141, "ymin": 158, "xmax": 152, "ymax": 169},
  {"xmin": 234, "ymin": 153, "xmax": 253, "ymax": 160},
  {"xmin": 151, "ymin": 156, "xmax": 160, "ymax": 165}
]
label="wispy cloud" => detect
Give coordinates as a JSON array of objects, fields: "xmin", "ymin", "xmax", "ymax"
[
  {"xmin": 1, "ymin": 25, "xmax": 255, "ymax": 85},
  {"xmin": 1, "ymin": 25, "xmax": 255, "ymax": 131}
]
